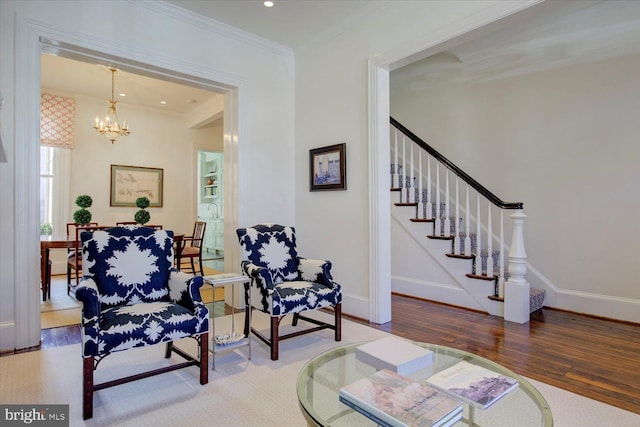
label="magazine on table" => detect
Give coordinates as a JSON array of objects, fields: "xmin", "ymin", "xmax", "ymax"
[
  {"xmin": 426, "ymin": 360, "xmax": 519, "ymax": 409},
  {"xmin": 339, "ymin": 369, "xmax": 463, "ymax": 427}
]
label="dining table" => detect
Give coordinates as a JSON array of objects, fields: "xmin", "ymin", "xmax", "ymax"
[{"xmin": 39, "ymin": 230, "xmax": 185, "ymax": 301}]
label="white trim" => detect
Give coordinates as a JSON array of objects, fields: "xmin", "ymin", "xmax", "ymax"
[
  {"xmin": 367, "ymin": 60, "xmax": 391, "ymax": 324},
  {"xmin": 13, "ymin": 14, "xmax": 245, "ymax": 350},
  {"xmin": 146, "ymin": 0, "xmax": 293, "ymax": 59},
  {"xmin": 15, "ymin": 13, "xmax": 42, "ymax": 348},
  {"xmin": 367, "ymin": 0, "xmax": 543, "ymax": 324}
]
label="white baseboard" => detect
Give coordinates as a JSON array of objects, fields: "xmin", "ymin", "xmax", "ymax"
[{"xmin": 0, "ymin": 321, "xmax": 16, "ymax": 352}]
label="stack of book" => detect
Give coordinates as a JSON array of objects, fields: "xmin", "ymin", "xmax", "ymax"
[
  {"xmin": 426, "ymin": 360, "xmax": 519, "ymax": 409},
  {"xmin": 339, "ymin": 369, "xmax": 463, "ymax": 427},
  {"xmin": 356, "ymin": 337, "xmax": 434, "ymax": 375}
]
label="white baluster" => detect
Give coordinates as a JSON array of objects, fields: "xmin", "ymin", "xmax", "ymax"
[
  {"xmin": 402, "ymin": 136, "xmax": 408, "ymax": 202},
  {"xmin": 454, "ymin": 177, "xmax": 461, "ymax": 255},
  {"xmin": 475, "ymin": 194, "xmax": 482, "ymax": 275},
  {"xmin": 418, "ymin": 150, "xmax": 423, "ymax": 217},
  {"xmin": 464, "ymin": 185, "xmax": 471, "ymax": 255},
  {"xmin": 434, "ymin": 163, "xmax": 441, "ymax": 236},
  {"xmin": 394, "ymin": 130, "xmax": 399, "ymax": 189},
  {"xmin": 498, "ymin": 210, "xmax": 505, "ymax": 298},
  {"xmin": 426, "ymin": 157, "xmax": 432, "ymax": 220},
  {"xmin": 486, "ymin": 203, "xmax": 494, "ymax": 278},
  {"xmin": 409, "ymin": 142, "xmax": 415, "ymax": 204},
  {"xmin": 444, "ymin": 170, "xmax": 451, "ymax": 237}
]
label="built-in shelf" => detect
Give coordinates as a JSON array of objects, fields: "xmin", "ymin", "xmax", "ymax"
[{"xmin": 198, "ymin": 150, "xmax": 224, "ymax": 254}]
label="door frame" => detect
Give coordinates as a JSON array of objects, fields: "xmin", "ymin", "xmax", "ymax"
[{"xmin": 13, "ymin": 19, "xmax": 245, "ymax": 349}]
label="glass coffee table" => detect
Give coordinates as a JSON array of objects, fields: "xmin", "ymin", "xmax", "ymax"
[{"xmin": 297, "ymin": 342, "xmax": 553, "ymax": 426}]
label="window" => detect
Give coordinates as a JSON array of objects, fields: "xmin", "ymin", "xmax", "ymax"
[
  {"xmin": 40, "ymin": 146, "xmax": 54, "ymax": 235},
  {"xmin": 40, "ymin": 93, "xmax": 75, "ymax": 236}
]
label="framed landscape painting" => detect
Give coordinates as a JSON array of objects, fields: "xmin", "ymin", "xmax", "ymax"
[
  {"xmin": 110, "ymin": 164, "xmax": 164, "ymax": 207},
  {"xmin": 309, "ymin": 143, "xmax": 346, "ymax": 191}
]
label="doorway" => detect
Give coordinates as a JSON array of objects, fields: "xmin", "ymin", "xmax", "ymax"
[{"xmin": 14, "ymin": 34, "xmax": 243, "ymax": 349}]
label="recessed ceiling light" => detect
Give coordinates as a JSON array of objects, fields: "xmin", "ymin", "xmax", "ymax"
[
  {"xmin": 119, "ymin": 93, "xmax": 126, "ymax": 97},
  {"xmin": 160, "ymin": 100, "xmax": 167, "ymax": 105},
  {"xmin": 264, "ymin": 1, "xmax": 274, "ymax": 7}
]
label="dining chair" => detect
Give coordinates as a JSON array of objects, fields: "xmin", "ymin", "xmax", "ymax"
[
  {"xmin": 66, "ymin": 222, "xmax": 98, "ymax": 295},
  {"xmin": 178, "ymin": 221, "xmax": 206, "ymax": 275},
  {"xmin": 41, "ymin": 256, "xmax": 52, "ymax": 301}
]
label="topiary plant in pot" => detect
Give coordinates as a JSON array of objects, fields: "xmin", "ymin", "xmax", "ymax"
[
  {"xmin": 134, "ymin": 196, "xmax": 151, "ymax": 225},
  {"xmin": 73, "ymin": 195, "xmax": 93, "ymax": 225}
]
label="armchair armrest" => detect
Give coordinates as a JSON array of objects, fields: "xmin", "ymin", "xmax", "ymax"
[
  {"xmin": 76, "ymin": 278, "xmax": 101, "ymax": 320},
  {"xmin": 241, "ymin": 260, "xmax": 274, "ymax": 291},
  {"xmin": 168, "ymin": 270, "xmax": 209, "ymax": 333},
  {"xmin": 75, "ymin": 278, "xmax": 101, "ymax": 357},
  {"xmin": 298, "ymin": 257, "xmax": 336, "ymax": 287},
  {"xmin": 168, "ymin": 270, "xmax": 204, "ymax": 307}
]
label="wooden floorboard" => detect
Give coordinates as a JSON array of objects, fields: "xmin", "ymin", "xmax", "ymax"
[
  {"xmin": 347, "ymin": 294, "xmax": 640, "ymax": 415},
  {"xmin": 5, "ymin": 294, "xmax": 638, "ymax": 415}
]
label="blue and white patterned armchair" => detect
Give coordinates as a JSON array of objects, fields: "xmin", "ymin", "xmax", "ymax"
[
  {"xmin": 236, "ymin": 224, "xmax": 342, "ymax": 360},
  {"xmin": 75, "ymin": 226, "xmax": 209, "ymax": 420}
]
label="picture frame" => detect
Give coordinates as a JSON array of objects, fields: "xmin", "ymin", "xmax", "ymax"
[
  {"xmin": 110, "ymin": 164, "xmax": 164, "ymax": 207},
  {"xmin": 309, "ymin": 143, "xmax": 347, "ymax": 191}
]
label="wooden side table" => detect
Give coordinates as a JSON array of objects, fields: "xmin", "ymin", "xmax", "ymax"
[{"xmin": 203, "ymin": 273, "xmax": 252, "ymax": 370}]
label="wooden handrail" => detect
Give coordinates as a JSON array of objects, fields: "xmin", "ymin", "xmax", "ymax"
[{"xmin": 390, "ymin": 116, "xmax": 523, "ymax": 210}]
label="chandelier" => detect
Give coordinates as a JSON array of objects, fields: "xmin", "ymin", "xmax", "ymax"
[{"xmin": 93, "ymin": 68, "xmax": 131, "ymax": 143}]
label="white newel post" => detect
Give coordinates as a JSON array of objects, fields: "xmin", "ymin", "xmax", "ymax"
[{"xmin": 504, "ymin": 210, "xmax": 530, "ymax": 324}]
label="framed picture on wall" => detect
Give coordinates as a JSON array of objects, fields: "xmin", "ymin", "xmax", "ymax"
[
  {"xmin": 309, "ymin": 143, "xmax": 347, "ymax": 191},
  {"xmin": 110, "ymin": 164, "xmax": 164, "ymax": 207}
]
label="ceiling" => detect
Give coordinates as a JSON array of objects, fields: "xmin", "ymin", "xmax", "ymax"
[
  {"xmin": 391, "ymin": 0, "xmax": 640, "ymax": 93},
  {"xmin": 164, "ymin": 0, "xmax": 382, "ymax": 51},
  {"xmin": 41, "ymin": 54, "xmax": 221, "ymax": 116},
  {"xmin": 41, "ymin": 1, "xmax": 640, "ymax": 114}
]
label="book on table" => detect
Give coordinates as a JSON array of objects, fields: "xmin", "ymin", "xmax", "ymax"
[
  {"xmin": 356, "ymin": 337, "xmax": 434, "ymax": 375},
  {"xmin": 426, "ymin": 360, "xmax": 519, "ymax": 409},
  {"xmin": 339, "ymin": 369, "xmax": 463, "ymax": 427}
]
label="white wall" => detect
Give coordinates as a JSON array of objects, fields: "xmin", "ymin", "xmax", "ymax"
[
  {"xmin": 390, "ymin": 53, "xmax": 640, "ymax": 322},
  {"xmin": 294, "ymin": 1, "xmax": 511, "ymax": 319},
  {"xmin": 0, "ymin": 0, "xmax": 294, "ymax": 350}
]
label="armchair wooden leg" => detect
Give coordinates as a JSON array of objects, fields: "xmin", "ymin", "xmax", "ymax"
[
  {"xmin": 335, "ymin": 303, "xmax": 342, "ymax": 342},
  {"xmin": 292, "ymin": 313, "xmax": 300, "ymax": 326},
  {"xmin": 83, "ymin": 356, "xmax": 94, "ymax": 420},
  {"xmin": 165, "ymin": 341, "xmax": 173, "ymax": 358},
  {"xmin": 200, "ymin": 332, "xmax": 209, "ymax": 384},
  {"xmin": 198, "ymin": 256, "xmax": 204, "ymax": 276},
  {"xmin": 270, "ymin": 316, "xmax": 279, "ymax": 361}
]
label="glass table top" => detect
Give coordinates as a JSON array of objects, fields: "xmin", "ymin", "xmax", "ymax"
[{"xmin": 297, "ymin": 341, "xmax": 553, "ymax": 427}]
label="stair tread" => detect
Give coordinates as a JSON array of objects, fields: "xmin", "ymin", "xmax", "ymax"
[
  {"xmin": 410, "ymin": 218, "xmax": 435, "ymax": 223},
  {"xmin": 446, "ymin": 253, "xmax": 474, "ymax": 260},
  {"xmin": 466, "ymin": 273, "xmax": 498, "ymax": 281},
  {"xmin": 395, "ymin": 202, "xmax": 417, "ymax": 207},
  {"xmin": 428, "ymin": 235, "xmax": 454, "ymax": 240}
]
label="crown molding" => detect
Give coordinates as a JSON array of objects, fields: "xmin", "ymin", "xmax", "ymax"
[{"xmin": 141, "ymin": 0, "xmax": 294, "ymax": 59}]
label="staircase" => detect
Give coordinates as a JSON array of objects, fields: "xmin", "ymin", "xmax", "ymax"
[{"xmin": 390, "ymin": 117, "xmax": 545, "ymax": 322}]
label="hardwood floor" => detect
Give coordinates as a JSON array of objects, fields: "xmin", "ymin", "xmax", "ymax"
[
  {"xmin": 9, "ymin": 293, "xmax": 640, "ymax": 415},
  {"xmin": 347, "ymin": 294, "xmax": 640, "ymax": 415}
]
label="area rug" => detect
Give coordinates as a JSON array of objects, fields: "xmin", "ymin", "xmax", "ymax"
[{"xmin": 4, "ymin": 312, "xmax": 640, "ymax": 426}]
